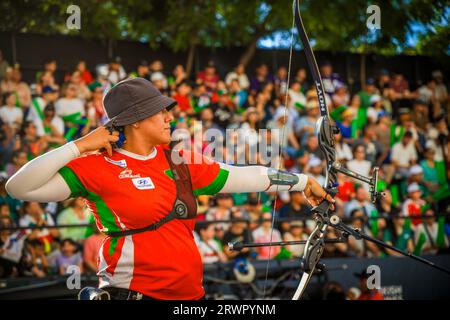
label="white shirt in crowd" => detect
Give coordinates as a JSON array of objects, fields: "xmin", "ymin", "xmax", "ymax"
[
  {"xmin": 55, "ymin": 98, "xmax": 85, "ymax": 118},
  {"xmin": 225, "ymin": 72, "xmax": 250, "ymax": 89},
  {"xmin": 197, "ymin": 239, "xmax": 223, "ymax": 264},
  {"xmin": 0, "ymin": 105, "xmax": 23, "ymax": 128},
  {"xmin": 391, "ymin": 141, "xmax": 418, "ymax": 167}
]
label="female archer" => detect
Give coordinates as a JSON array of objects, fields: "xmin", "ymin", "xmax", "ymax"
[{"xmin": 6, "ymin": 77, "xmax": 333, "ymax": 300}]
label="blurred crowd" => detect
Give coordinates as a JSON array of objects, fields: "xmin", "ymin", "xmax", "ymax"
[{"xmin": 0, "ymin": 49, "xmax": 449, "ymax": 281}]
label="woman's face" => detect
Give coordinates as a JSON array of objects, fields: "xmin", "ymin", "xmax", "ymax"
[{"xmin": 137, "ymin": 108, "xmax": 173, "ymax": 145}]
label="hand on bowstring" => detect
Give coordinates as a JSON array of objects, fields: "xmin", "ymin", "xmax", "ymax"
[{"xmin": 303, "ymin": 176, "xmax": 335, "ymax": 210}]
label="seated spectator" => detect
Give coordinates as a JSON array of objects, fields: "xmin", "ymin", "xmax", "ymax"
[
  {"xmin": 420, "ymin": 147, "xmax": 441, "ymax": 189},
  {"xmin": 173, "ymin": 82, "xmax": 194, "ymax": 115},
  {"xmin": 295, "ymin": 100, "xmax": 319, "ymax": 147},
  {"xmin": 354, "ymin": 270, "xmax": 384, "ymax": 300},
  {"xmin": 196, "ymin": 223, "xmax": 227, "ymax": 264},
  {"xmin": 347, "ymin": 145, "xmax": 372, "ymax": 187},
  {"xmin": 336, "ymin": 108, "xmax": 355, "ymax": 142},
  {"xmin": 169, "ymin": 64, "xmax": 188, "ymax": 90},
  {"xmin": 0, "ymin": 174, "xmax": 22, "ymax": 223},
  {"xmin": 225, "ymin": 64, "xmax": 249, "ymax": 90},
  {"xmin": 5, "ymin": 150, "xmax": 28, "ymax": 178},
  {"xmin": 283, "ymin": 220, "xmax": 308, "ymax": 258},
  {"xmin": 22, "ymin": 239, "xmax": 49, "ymax": 278},
  {"xmin": 83, "ymin": 227, "xmax": 106, "ymax": 274},
  {"xmin": 332, "ymin": 83, "xmax": 350, "ymax": 107},
  {"xmin": 20, "ymin": 121, "xmax": 48, "ymax": 159},
  {"xmin": 228, "ymin": 79, "xmax": 248, "ymax": 111},
  {"xmin": 366, "ymin": 95, "xmax": 385, "ymax": 124},
  {"xmin": 55, "ymin": 84, "xmax": 86, "ymax": 140},
  {"xmin": 96, "ymin": 57, "xmax": 126, "ymax": 85},
  {"xmin": 358, "ymin": 78, "xmax": 378, "ymax": 109},
  {"xmin": 222, "ymin": 209, "xmax": 253, "ymax": 260},
  {"xmin": 414, "ymin": 208, "xmax": 449, "ymax": 255},
  {"xmin": 249, "ymin": 63, "xmax": 275, "ymax": 95},
  {"xmin": 128, "ymin": 60, "xmax": 150, "ymax": 81},
  {"xmin": 390, "ymin": 131, "xmax": 417, "ymax": 179},
  {"xmin": 0, "ymin": 67, "xmax": 31, "ymax": 109},
  {"xmin": 344, "ymin": 186, "xmax": 377, "ymax": 218},
  {"xmin": 75, "ymin": 60, "xmax": 94, "ymax": 85},
  {"xmin": 0, "ymin": 216, "xmax": 27, "ymax": 277},
  {"xmin": 34, "ymin": 70, "xmax": 59, "ymax": 96},
  {"xmin": 402, "ymin": 183, "xmax": 426, "ymax": 227},
  {"xmin": 54, "ymin": 238, "xmax": 83, "ymax": 275},
  {"xmin": 335, "ymin": 133, "xmax": 353, "ymax": 163},
  {"xmin": 19, "ymin": 202, "xmax": 60, "ymax": 253},
  {"xmin": 28, "ymin": 86, "xmax": 59, "ymax": 137},
  {"xmin": 196, "ymin": 61, "xmax": 219, "ymax": 92},
  {"xmin": 206, "ymin": 193, "xmax": 233, "ymax": 239},
  {"xmin": 252, "ymin": 211, "xmax": 282, "ymax": 260},
  {"xmin": 320, "ymin": 61, "xmax": 344, "ymax": 97},
  {"xmin": 57, "ymin": 197, "xmax": 90, "ymax": 242},
  {"xmin": 40, "ymin": 103, "xmax": 66, "ymax": 148},
  {"xmin": 383, "ymin": 215, "xmax": 414, "ymax": 256},
  {"xmin": 306, "ymin": 156, "xmax": 325, "ymax": 187},
  {"xmin": 69, "ymin": 70, "xmax": 91, "ymax": 101},
  {"xmin": 322, "ymin": 227, "xmax": 348, "ymax": 258},
  {"xmin": 346, "ymin": 209, "xmax": 381, "ymax": 257},
  {"xmin": 0, "ymin": 92, "xmax": 23, "ymax": 132}
]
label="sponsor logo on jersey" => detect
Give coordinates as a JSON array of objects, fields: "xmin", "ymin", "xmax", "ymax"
[
  {"xmin": 132, "ymin": 177, "xmax": 155, "ymax": 190},
  {"xmin": 104, "ymin": 157, "xmax": 127, "ymax": 168},
  {"xmin": 118, "ymin": 169, "xmax": 141, "ymax": 179}
]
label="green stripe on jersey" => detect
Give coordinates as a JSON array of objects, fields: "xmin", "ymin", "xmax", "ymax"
[
  {"xmin": 59, "ymin": 166, "xmax": 122, "ymax": 236},
  {"xmin": 194, "ymin": 168, "xmax": 229, "ymax": 196}
]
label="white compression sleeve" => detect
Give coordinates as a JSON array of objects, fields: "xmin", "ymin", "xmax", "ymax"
[
  {"xmin": 5, "ymin": 142, "xmax": 80, "ymax": 202},
  {"xmin": 218, "ymin": 163, "xmax": 308, "ymax": 193}
]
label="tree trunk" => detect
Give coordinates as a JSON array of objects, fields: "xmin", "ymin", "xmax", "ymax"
[
  {"xmin": 11, "ymin": 31, "xmax": 17, "ymax": 64},
  {"xmin": 239, "ymin": 37, "xmax": 258, "ymax": 68},
  {"xmin": 185, "ymin": 41, "xmax": 197, "ymax": 78},
  {"xmin": 360, "ymin": 51, "xmax": 366, "ymax": 89}
]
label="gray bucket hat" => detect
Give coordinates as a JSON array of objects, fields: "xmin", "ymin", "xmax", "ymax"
[{"xmin": 103, "ymin": 77, "xmax": 176, "ymax": 126}]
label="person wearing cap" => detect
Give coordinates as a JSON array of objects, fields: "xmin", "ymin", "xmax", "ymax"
[
  {"xmin": 27, "ymin": 85, "xmax": 59, "ymax": 137},
  {"xmin": 431, "ymin": 70, "xmax": 448, "ymax": 106},
  {"xmin": 357, "ymin": 78, "xmax": 378, "ymax": 109},
  {"xmin": 295, "ymin": 99, "xmax": 319, "ymax": 147},
  {"xmin": 402, "ymin": 182, "xmax": 426, "ymax": 227},
  {"xmin": 6, "ymin": 77, "xmax": 332, "ymax": 300},
  {"xmin": 96, "ymin": 57, "xmax": 126, "ymax": 85},
  {"xmin": 283, "ymin": 220, "xmax": 308, "ymax": 258},
  {"xmin": 332, "ymin": 83, "xmax": 350, "ymax": 107},
  {"xmin": 354, "ymin": 270, "xmax": 384, "ymax": 300},
  {"xmin": 40, "ymin": 103, "xmax": 66, "ymax": 148},
  {"xmin": 307, "ymin": 156, "xmax": 325, "ymax": 187},
  {"xmin": 391, "ymin": 131, "xmax": 417, "ymax": 178}
]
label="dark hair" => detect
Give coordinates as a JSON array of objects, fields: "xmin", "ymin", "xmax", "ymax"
[{"xmin": 404, "ymin": 131, "xmax": 413, "ymax": 138}]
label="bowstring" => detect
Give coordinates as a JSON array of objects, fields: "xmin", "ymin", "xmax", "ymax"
[{"xmin": 262, "ymin": 11, "xmax": 296, "ymax": 299}]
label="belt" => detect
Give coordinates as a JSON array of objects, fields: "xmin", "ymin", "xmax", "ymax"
[{"xmin": 102, "ymin": 287, "xmax": 155, "ymax": 300}]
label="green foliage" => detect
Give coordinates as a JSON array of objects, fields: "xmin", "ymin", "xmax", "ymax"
[{"xmin": 0, "ymin": 0, "xmax": 447, "ymax": 57}]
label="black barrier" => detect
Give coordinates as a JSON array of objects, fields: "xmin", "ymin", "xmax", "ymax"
[{"xmin": 0, "ymin": 255, "xmax": 449, "ymax": 300}]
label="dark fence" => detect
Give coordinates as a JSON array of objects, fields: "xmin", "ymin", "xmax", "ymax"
[
  {"xmin": 0, "ymin": 32, "xmax": 446, "ymax": 93},
  {"xmin": 1, "ymin": 255, "xmax": 449, "ymax": 299}
]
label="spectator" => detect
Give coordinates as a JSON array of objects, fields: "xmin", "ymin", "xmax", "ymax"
[
  {"xmin": 54, "ymin": 238, "xmax": 83, "ymax": 275},
  {"xmin": 391, "ymin": 131, "xmax": 418, "ymax": 178},
  {"xmin": 206, "ymin": 194, "xmax": 233, "ymax": 239},
  {"xmin": 128, "ymin": 60, "xmax": 150, "ymax": 81},
  {"xmin": 173, "ymin": 81, "xmax": 194, "ymax": 115},
  {"xmin": 320, "ymin": 61, "xmax": 344, "ymax": 97},
  {"xmin": 346, "ymin": 209, "xmax": 381, "ymax": 257},
  {"xmin": 414, "ymin": 209, "xmax": 449, "ymax": 255},
  {"xmin": 20, "ymin": 121, "xmax": 48, "ymax": 159},
  {"xmin": 75, "ymin": 60, "xmax": 94, "ymax": 85},
  {"xmin": 169, "ymin": 64, "xmax": 188, "ymax": 90},
  {"xmin": 252, "ymin": 211, "xmax": 282, "ymax": 259},
  {"xmin": 295, "ymin": 100, "xmax": 319, "ymax": 147},
  {"xmin": 83, "ymin": 227, "xmax": 106, "ymax": 273},
  {"xmin": 249, "ymin": 63, "xmax": 275, "ymax": 94},
  {"xmin": 27, "ymin": 86, "xmax": 59, "ymax": 137},
  {"xmin": 383, "ymin": 215, "xmax": 414, "ymax": 256},
  {"xmin": 19, "ymin": 202, "xmax": 59, "ymax": 252},
  {"xmin": 222, "ymin": 209, "xmax": 253, "ymax": 260},
  {"xmin": 354, "ymin": 270, "xmax": 384, "ymax": 300},
  {"xmin": 0, "ymin": 92, "xmax": 23, "ymax": 132},
  {"xmin": 196, "ymin": 61, "xmax": 219, "ymax": 91},
  {"xmin": 332, "ymin": 83, "xmax": 350, "ymax": 107},
  {"xmin": 0, "ymin": 67, "xmax": 32, "ymax": 109},
  {"xmin": 306, "ymin": 157, "xmax": 325, "ymax": 187},
  {"xmin": 358, "ymin": 78, "xmax": 378, "ymax": 109},
  {"xmin": 96, "ymin": 57, "xmax": 126, "ymax": 85},
  {"xmin": 5, "ymin": 150, "xmax": 28, "ymax": 179},
  {"xmin": 225, "ymin": 64, "xmax": 249, "ymax": 90},
  {"xmin": 40, "ymin": 103, "xmax": 66, "ymax": 148},
  {"xmin": 346, "ymin": 145, "xmax": 372, "ymax": 183},
  {"xmin": 196, "ymin": 223, "xmax": 227, "ymax": 264},
  {"xmin": 344, "ymin": 186, "xmax": 377, "ymax": 218},
  {"xmin": 57, "ymin": 197, "xmax": 90, "ymax": 242},
  {"xmin": 402, "ymin": 183, "xmax": 426, "ymax": 227},
  {"xmin": 55, "ymin": 83, "xmax": 86, "ymax": 139},
  {"xmin": 283, "ymin": 220, "xmax": 308, "ymax": 258},
  {"xmin": 279, "ymin": 191, "xmax": 310, "ymax": 234},
  {"xmin": 69, "ymin": 70, "xmax": 92, "ymax": 101}
]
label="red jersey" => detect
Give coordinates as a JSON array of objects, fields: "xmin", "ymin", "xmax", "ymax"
[{"xmin": 58, "ymin": 145, "xmax": 229, "ymax": 299}]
